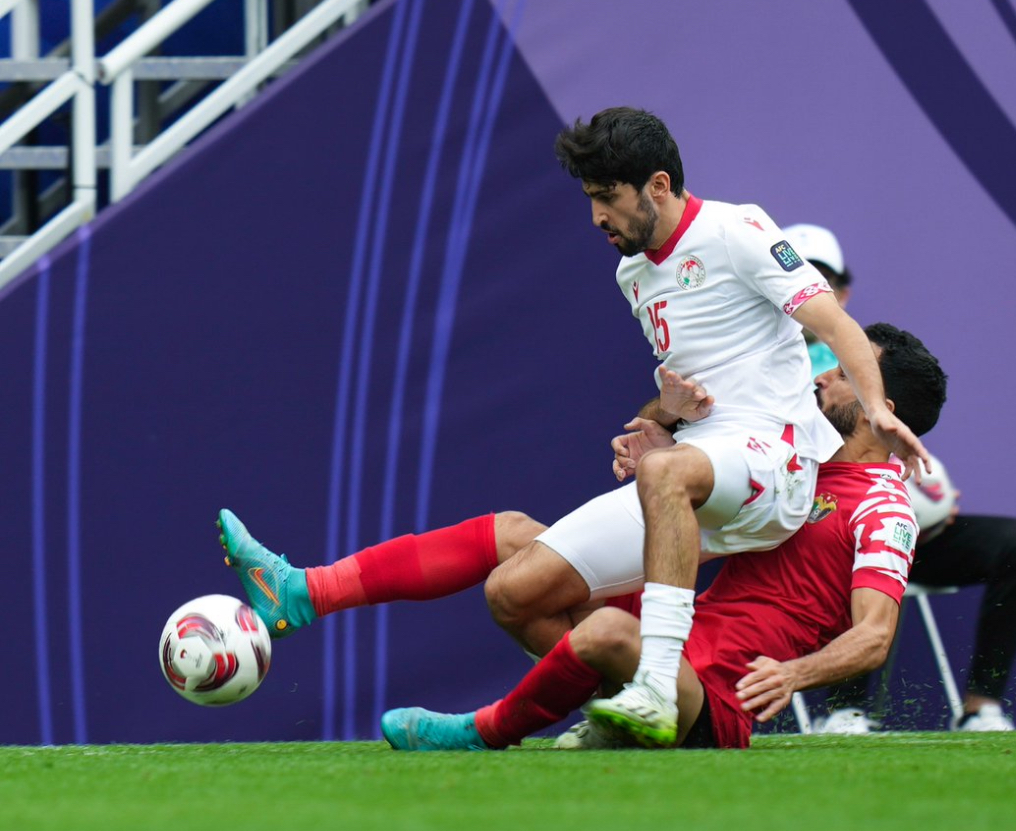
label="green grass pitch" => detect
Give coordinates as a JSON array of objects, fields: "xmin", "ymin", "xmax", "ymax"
[{"xmin": 2, "ymin": 733, "xmax": 1013, "ymax": 830}]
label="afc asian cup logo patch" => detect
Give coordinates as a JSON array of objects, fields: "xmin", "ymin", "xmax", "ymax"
[
  {"xmin": 771, "ymin": 240, "xmax": 804, "ymax": 272},
  {"xmin": 676, "ymin": 255, "xmax": 706, "ymax": 290},
  {"xmin": 808, "ymin": 492, "xmax": 838, "ymax": 524}
]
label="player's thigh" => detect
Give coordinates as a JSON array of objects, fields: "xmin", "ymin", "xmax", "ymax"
[
  {"xmin": 534, "ymin": 483, "xmax": 647, "ymax": 600},
  {"xmin": 485, "ymin": 539, "xmax": 591, "ymax": 621}
]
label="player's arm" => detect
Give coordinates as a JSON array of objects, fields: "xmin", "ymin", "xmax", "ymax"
[
  {"xmin": 637, "ymin": 395, "xmax": 681, "ymax": 429},
  {"xmin": 733, "ymin": 588, "xmax": 899, "ymax": 722},
  {"xmin": 792, "ymin": 292, "xmax": 930, "ymax": 480},
  {"xmin": 611, "ymin": 396, "xmax": 678, "ymax": 482}
]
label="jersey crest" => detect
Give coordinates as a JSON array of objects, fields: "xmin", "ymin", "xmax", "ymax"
[
  {"xmin": 676, "ymin": 255, "xmax": 706, "ymax": 290},
  {"xmin": 808, "ymin": 492, "xmax": 838, "ymax": 523}
]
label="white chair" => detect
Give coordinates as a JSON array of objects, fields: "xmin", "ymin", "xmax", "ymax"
[{"xmin": 792, "ymin": 582, "xmax": 965, "ymax": 733}]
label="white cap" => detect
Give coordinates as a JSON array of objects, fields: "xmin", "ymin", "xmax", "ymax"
[{"xmin": 783, "ymin": 223, "xmax": 845, "ymax": 275}]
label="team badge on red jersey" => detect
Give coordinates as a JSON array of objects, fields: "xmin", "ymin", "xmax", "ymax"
[
  {"xmin": 676, "ymin": 255, "xmax": 706, "ymax": 290},
  {"xmin": 808, "ymin": 492, "xmax": 838, "ymax": 523},
  {"xmin": 770, "ymin": 240, "xmax": 804, "ymax": 272}
]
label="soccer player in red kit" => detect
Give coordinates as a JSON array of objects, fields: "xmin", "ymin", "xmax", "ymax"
[{"xmin": 378, "ymin": 323, "xmax": 947, "ymax": 749}]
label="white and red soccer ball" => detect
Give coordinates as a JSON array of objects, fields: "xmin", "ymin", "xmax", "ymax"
[{"xmin": 159, "ymin": 594, "xmax": 271, "ymax": 706}]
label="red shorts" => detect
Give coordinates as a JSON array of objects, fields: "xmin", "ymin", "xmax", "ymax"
[{"xmin": 685, "ymin": 602, "xmax": 813, "ymax": 748}]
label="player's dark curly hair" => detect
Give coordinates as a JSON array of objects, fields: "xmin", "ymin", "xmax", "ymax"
[
  {"xmin": 554, "ymin": 107, "xmax": 684, "ymax": 194},
  {"xmin": 866, "ymin": 322, "xmax": 948, "ymax": 436}
]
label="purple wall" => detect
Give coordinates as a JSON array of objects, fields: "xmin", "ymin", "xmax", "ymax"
[{"xmin": 2, "ymin": 0, "xmax": 1013, "ymax": 744}]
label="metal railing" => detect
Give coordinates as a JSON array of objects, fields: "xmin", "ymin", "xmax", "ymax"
[
  {"xmin": 0, "ymin": 0, "xmax": 369, "ymax": 294},
  {"xmin": 0, "ymin": 0, "xmax": 95, "ymax": 291},
  {"xmin": 101, "ymin": 0, "xmax": 364, "ymax": 202}
]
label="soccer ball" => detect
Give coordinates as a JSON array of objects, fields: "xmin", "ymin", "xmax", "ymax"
[
  {"xmin": 159, "ymin": 594, "xmax": 272, "ymax": 706},
  {"xmin": 905, "ymin": 453, "xmax": 957, "ymax": 537}
]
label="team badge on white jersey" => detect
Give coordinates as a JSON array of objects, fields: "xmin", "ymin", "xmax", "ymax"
[{"xmin": 677, "ymin": 255, "xmax": 706, "ymax": 290}]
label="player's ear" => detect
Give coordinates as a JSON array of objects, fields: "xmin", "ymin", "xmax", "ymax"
[
  {"xmin": 884, "ymin": 398, "xmax": 896, "ymax": 414},
  {"xmin": 648, "ymin": 171, "xmax": 670, "ymax": 198}
]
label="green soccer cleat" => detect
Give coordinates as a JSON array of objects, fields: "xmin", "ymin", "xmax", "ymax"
[
  {"xmin": 381, "ymin": 708, "xmax": 491, "ymax": 751},
  {"xmin": 585, "ymin": 680, "xmax": 678, "ymax": 749},
  {"xmin": 217, "ymin": 508, "xmax": 316, "ymax": 639}
]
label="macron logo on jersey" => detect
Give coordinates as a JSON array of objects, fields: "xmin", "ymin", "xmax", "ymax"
[{"xmin": 770, "ymin": 240, "xmax": 804, "ymax": 272}]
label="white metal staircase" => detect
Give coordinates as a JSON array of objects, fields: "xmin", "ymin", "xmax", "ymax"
[{"xmin": 0, "ymin": 0, "xmax": 371, "ymax": 293}]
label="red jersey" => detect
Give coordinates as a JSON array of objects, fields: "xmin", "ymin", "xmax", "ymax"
[{"xmin": 683, "ymin": 461, "xmax": 917, "ymax": 747}]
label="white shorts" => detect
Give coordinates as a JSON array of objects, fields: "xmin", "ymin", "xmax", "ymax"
[{"xmin": 535, "ymin": 429, "xmax": 819, "ymax": 599}]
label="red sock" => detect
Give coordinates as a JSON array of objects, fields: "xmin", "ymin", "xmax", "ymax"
[
  {"xmin": 474, "ymin": 632, "xmax": 603, "ymax": 748},
  {"xmin": 304, "ymin": 514, "xmax": 497, "ymax": 616}
]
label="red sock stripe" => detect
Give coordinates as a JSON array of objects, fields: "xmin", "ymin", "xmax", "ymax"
[
  {"xmin": 306, "ymin": 514, "xmax": 497, "ymax": 615},
  {"xmin": 474, "ymin": 632, "xmax": 603, "ymax": 748}
]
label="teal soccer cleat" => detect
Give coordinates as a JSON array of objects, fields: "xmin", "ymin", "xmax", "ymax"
[
  {"xmin": 381, "ymin": 708, "xmax": 491, "ymax": 751},
  {"xmin": 217, "ymin": 508, "xmax": 316, "ymax": 639}
]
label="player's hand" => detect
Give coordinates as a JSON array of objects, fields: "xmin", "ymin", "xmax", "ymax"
[
  {"xmin": 734, "ymin": 655, "xmax": 797, "ymax": 723},
  {"xmin": 611, "ymin": 417, "xmax": 676, "ymax": 481},
  {"xmin": 868, "ymin": 409, "xmax": 930, "ymax": 483},
  {"xmin": 658, "ymin": 366, "xmax": 714, "ymax": 422}
]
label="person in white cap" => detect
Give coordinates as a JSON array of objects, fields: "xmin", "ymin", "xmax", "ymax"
[{"xmin": 785, "ymin": 222, "xmax": 1016, "ymax": 734}]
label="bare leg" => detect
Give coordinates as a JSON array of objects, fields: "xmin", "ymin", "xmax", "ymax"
[
  {"xmin": 492, "ymin": 511, "xmax": 547, "ymax": 564},
  {"xmin": 634, "ymin": 444, "xmax": 714, "ymax": 695},
  {"xmin": 586, "ymin": 444, "xmax": 714, "ymax": 746},
  {"xmin": 485, "ymin": 540, "xmax": 592, "ymax": 656}
]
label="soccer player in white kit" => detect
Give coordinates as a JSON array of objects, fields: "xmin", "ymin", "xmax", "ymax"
[{"xmin": 529, "ymin": 107, "xmax": 931, "ymax": 747}]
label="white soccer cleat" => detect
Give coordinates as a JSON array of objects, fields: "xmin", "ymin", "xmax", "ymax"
[
  {"xmin": 813, "ymin": 708, "xmax": 880, "ymax": 735},
  {"xmin": 553, "ymin": 719, "xmax": 637, "ymax": 750},
  {"xmin": 585, "ymin": 680, "xmax": 677, "ymax": 748},
  {"xmin": 953, "ymin": 703, "xmax": 1015, "ymax": 732}
]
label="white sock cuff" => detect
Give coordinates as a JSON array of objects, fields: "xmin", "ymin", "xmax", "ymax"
[
  {"xmin": 640, "ymin": 582, "xmax": 695, "ymax": 641},
  {"xmin": 643, "ymin": 582, "xmax": 695, "ymax": 608}
]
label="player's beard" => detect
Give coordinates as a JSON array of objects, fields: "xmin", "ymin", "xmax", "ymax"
[
  {"xmin": 613, "ymin": 191, "xmax": 659, "ymax": 256},
  {"xmin": 823, "ymin": 400, "xmax": 864, "ymax": 437}
]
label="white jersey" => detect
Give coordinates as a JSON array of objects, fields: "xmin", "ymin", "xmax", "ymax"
[{"xmin": 617, "ymin": 195, "xmax": 843, "ymax": 464}]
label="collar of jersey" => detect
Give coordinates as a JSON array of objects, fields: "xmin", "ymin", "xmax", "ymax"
[{"xmin": 644, "ymin": 193, "xmax": 703, "ymax": 265}]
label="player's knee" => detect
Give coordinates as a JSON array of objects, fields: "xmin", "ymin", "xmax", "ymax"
[
  {"xmin": 484, "ymin": 561, "xmax": 533, "ymax": 632},
  {"xmin": 492, "ymin": 511, "xmax": 546, "ymax": 565},
  {"xmin": 636, "ymin": 449, "xmax": 693, "ymax": 502},
  {"xmin": 570, "ymin": 608, "xmax": 639, "ymax": 664}
]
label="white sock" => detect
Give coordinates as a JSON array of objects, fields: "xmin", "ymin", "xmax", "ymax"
[{"xmin": 635, "ymin": 582, "xmax": 696, "ymax": 707}]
